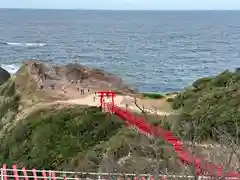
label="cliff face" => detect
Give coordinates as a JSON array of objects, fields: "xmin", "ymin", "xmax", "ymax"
[
  {"xmin": 0, "ymin": 67, "xmax": 10, "ymax": 86},
  {"xmin": 14, "ymin": 60, "xmax": 137, "ymax": 102}
]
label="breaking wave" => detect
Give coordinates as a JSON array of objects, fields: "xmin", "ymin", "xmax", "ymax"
[
  {"xmin": 1, "ymin": 42, "xmax": 46, "ymax": 47},
  {"xmin": 1, "ymin": 64, "xmax": 20, "ymax": 74}
]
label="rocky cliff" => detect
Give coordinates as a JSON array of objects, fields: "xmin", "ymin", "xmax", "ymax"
[
  {"xmin": 0, "ymin": 67, "xmax": 10, "ymax": 85},
  {"xmin": 14, "ymin": 60, "xmax": 138, "ymax": 103}
]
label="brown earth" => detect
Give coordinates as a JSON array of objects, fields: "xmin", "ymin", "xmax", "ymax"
[
  {"xmin": 12, "ymin": 60, "xmax": 177, "ymax": 120},
  {"xmin": 14, "ymin": 60, "xmax": 139, "ymax": 103}
]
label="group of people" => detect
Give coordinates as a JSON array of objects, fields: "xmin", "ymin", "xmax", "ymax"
[{"xmin": 38, "ymin": 75, "xmax": 92, "ymax": 96}]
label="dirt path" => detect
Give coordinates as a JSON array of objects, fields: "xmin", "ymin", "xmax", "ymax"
[
  {"xmin": 56, "ymin": 94, "xmax": 175, "ymax": 116},
  {"xmin": 16, "ymin": 93, "xmax": 176, "ymax": 121}
]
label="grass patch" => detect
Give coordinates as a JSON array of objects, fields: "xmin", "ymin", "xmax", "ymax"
[
  {"xmin": 142, "ymin": 92, "xmax": 164, "ymax": 99},
  {"xmin": 115, "ymin": 91, "xmax": 123, "ymax": 95}
]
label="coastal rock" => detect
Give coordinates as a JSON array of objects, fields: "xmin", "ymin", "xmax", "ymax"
[
  {"xmin": 0, "ymin": 67, "xmax": 10, "ymax": 85},
  {"xmin": 15, "ymin": 60, "xmax": 138, "ymax": 101}
]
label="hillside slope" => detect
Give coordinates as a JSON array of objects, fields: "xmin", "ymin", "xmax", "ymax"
[
  {"xmin": 0, "ymin": 62, "xmax": 239, "ymax": 175},
  {"xmin": 0, "ymin": 104, "xmax": 184, "ymax": 174},
  {"xmin": 172, "ymin": 70, "xmax": 240, "ymax": 142}
]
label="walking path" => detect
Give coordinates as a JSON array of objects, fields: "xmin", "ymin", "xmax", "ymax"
[{"xmin": 56, "ymin": 94, "xmax": 173, "ymax": 116}]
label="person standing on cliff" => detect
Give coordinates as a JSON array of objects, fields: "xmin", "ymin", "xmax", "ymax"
[
  {"xmin": 44, "ymin": 73, "xmax": 47, "ymax": 80},
  {"xmin": 38, "ymin": 75, "xmax": 44, "ymax": 90},
  {"xmin": 62, "ymin": 85, "xmax": 66, "ymax": 93}
]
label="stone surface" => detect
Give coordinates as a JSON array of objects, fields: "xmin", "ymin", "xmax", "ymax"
[
  {"xmin": 15, "ymin": 60, "xmax": 138, "ymax": 101},
  {"xmin": 0, "ymin": 67, "xmax": 10, "ymax": 85}
]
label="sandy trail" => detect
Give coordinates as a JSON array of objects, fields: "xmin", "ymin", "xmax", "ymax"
[
  {"xmin": 16, "ymin": 93, "xmax": 175, "ymax": 121},
  {"xmin": 56, "ymin": 94, "xmax": 172, "ymax": 116}
]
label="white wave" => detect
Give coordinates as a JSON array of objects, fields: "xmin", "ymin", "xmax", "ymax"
[
  {"xmin": 5, "ymin": 42, "xmax": 46, "ymax": 47},
  {"xmin": 1, "ymin": 64, "xmax": 20, "ymax": 74},
  {"xmin": 6, "ymin": 42, "xmax": 22, "ymax": 46},
  {"xmin": 25, "ymin": 43, "xmax": 46, "ymax": 47}
]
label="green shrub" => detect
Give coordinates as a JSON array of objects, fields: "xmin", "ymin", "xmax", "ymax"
[
  {"xmin": 142, "ymin": 93, "xmax": 164, "ymax": 99},
  {"xmin": 192, "ymin": 77, "xmax": 211, "ymax": 90}
]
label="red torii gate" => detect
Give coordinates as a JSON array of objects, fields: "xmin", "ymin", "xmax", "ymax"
[{"xmin": 97, "ymin": 91, "xmax": 116, "ymax": 108}]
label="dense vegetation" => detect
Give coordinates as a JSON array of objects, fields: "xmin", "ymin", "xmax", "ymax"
[
  {"xmin": 0, "ymin": 79, "xmax": 20, "ymax": 130},
  {"xmin": 172, "ymin": 70, "xmax": 240, "ymax": 142},
  {"xmin": 0, "ymin": 106, "xmax": 124, "ymax": 170},
  {"xmin": 0, "ymin": 105, "xmax": 184, "ymax": 173}
]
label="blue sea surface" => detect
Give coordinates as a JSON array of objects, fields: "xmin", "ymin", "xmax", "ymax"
[{"xmin": 0, "ymin": 9, "xmax": 240, "ymax": 92}]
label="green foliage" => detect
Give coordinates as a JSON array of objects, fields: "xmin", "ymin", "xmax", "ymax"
[
  {"xmin": 0, "ymin": 80, "xmax": 20, "ymax": 129},
  {"xmin": 115, "ymin": 92, "xmax": 123, "ymax": 95},
  {"xmin": 0, "ymin": 107, "xmax": 124, "ymax": 170},
  {"xmin": 142, "ymin": 93, "xmax": 164, "ymax": 99},
  {"xmin": 172, "ymin": 70, "xmax": 240, "ymax": 142},
  {"xmin": 192, "ymin": 77, "xmax": 211, "ymax": 90}
]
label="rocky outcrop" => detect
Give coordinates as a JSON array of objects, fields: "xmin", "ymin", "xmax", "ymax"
[
  {"xmin": 0, "ymin": 67, "xmax": 10, "ymax": 86},
  {"xmin": 14, "ymin": 60, "xmax": 138, "ymax": 101}
]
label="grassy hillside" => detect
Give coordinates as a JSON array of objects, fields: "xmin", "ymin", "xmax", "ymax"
[
  {"xmin": 0, "ymin": 106, "xmax": 123, "ymax": 170},
  {"xmin": 0, "ymin": 104, "xmax": 184, "ymax": 173},
  {"xmin": 172, "ymin": 70, "xmax": 240, "ymax": 142},
  {"xmin": 0, "ymin": 68, "xmax": 239, "ymax": 174},
  {"xmin": 0, "ymin": 79, "xmax": 20, "ymax": 130}
]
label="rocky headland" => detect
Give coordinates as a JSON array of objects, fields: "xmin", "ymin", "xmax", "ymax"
[{"xmin": 0, "ymin": 60, "xmax": 239, "ymax": 175}]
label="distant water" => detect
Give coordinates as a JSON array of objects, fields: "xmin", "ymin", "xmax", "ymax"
[{"xmin": 0, "ymin": 9, "xmax": 240, "ymax": 92}]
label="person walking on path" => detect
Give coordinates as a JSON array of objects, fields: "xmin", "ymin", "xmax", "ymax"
[{"xmin": 93, "ymin": 92, "xmax": 96, "ymax": 102}]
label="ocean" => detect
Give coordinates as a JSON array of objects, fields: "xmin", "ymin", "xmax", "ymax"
[{"xmin": 0, "ymin": 9, "xmax": 240, "ymax": 92}]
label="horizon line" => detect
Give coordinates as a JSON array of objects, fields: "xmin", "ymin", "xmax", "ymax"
[{"xmin": 0, "ymin": 8, "xmax": 240, "ymax": 11}]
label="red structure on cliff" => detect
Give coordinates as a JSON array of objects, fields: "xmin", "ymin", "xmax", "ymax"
[{"xmin": 97, "ymin": 91, "xmax": 116, "ymax": 107}]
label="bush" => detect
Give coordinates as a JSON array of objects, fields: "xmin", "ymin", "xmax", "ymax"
[
  {"xmin": 142, "ymin": 93, "xmax": 164, "ymax": 99},
  {"xmin": 192, "ymin": 77, "xmax": 211, "ymax": 90}
]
